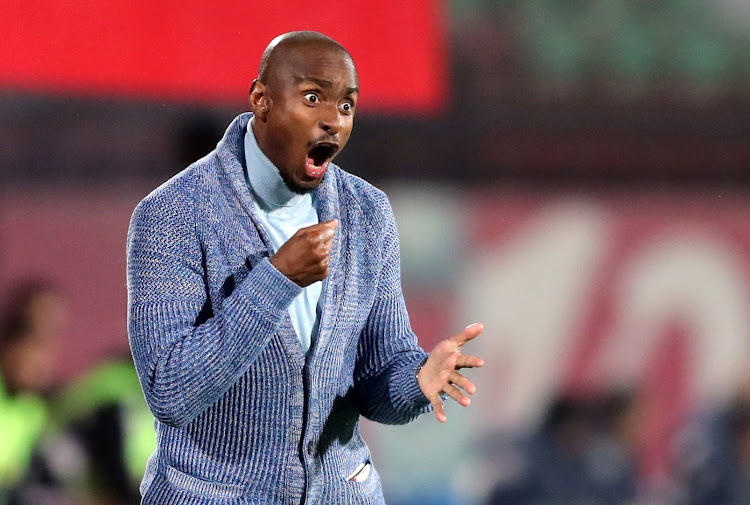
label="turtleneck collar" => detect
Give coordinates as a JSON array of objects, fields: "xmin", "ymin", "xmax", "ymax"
[{"xmin": 244, "ymin": 119, "xmax": 311, "ymax": 210}]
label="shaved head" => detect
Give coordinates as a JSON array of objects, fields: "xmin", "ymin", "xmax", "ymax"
[{"xmin": 257, "ymin": 31, "xmax": 356, "ymax": 87}]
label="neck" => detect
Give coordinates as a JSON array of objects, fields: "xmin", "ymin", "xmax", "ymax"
[{"xmin": 245, "ymin": 119, "xmax": 308, "ymax": 208}]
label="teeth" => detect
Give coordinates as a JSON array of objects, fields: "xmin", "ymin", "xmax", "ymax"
[{"xmin": 306, "ymin": 160, "xmax": 328, "ymax": 178}]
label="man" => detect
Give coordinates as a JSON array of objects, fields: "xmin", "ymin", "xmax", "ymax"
[
  {"xmin": 0, "ymin": 281, "xmax": 63, "ymax": 504},
  {"xmin": 127, "ymin": 31, "xmax": 483, "ymax": 505}
]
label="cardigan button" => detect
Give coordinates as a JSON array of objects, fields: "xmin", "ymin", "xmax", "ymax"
[{"xmin": 307, "ymin": 441, "xmax": 315, "ymax": 455}]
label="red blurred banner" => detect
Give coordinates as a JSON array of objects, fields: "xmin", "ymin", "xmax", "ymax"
[{"xmin": 0, "ymin": 0, "xmax": 447, "ymax": 113}]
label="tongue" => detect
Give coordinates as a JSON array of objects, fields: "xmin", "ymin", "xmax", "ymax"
[{"xmin": 305, "ymin": 157, "xmax": 329, "ymax": 179}]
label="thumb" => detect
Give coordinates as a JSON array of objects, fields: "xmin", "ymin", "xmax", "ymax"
[
  {"xmin": 321, "ymin": 218, "xmax": 339, "ymax": 230},
  {"xmin": 451, "ymin": 322, "xmax": 484, "ymax": 346}
]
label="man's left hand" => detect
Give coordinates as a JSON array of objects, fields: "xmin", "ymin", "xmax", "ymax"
[{"xmin": 417, "ymin": 323, "xmax": 484, "ymax": 423}]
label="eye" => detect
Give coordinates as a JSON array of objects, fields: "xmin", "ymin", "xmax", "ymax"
[
  {"xmin": 339, "ymin": 101, "xmax": 354, "ymax": 114},
  {"xmin": 304, "ymin": 92, "xmax": 319, "ymax": 104}
]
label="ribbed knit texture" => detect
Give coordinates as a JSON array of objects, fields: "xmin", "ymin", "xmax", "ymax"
[{"xmin": 127, "ymin": 113, "xmax": 431, "ymax": 505}]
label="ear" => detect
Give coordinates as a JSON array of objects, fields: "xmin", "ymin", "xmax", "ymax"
[{"xmin": 249, "ymin": 79, "xmax": 270, "ymax": 121}]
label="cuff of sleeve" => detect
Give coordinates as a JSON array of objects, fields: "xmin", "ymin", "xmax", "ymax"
[
  {"xmin": 393, "ymin": 353, "xmax": 432, "ymax": 411},
  {"xmin": 241, "ymin": 257, "xmax": 302, "ymax": 315}
]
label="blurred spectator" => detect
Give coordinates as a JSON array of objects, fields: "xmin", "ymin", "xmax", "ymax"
[
  {"xmin": 488, "ymin": 392, "xmax": 642, "ymax": 505},
  {"xmin": 673, "ymin": 384, "xmax": 750, "ymax": 505},
  {"xmin": 0, "ymin": 280, "xmax": 65, "ymax": 505},
  {"xmin": 488, "ymin": 396, "xmax": 598, "ymax": 505},
  {"xmin": 0, "ymin": 280, "xmax": 153, "ymax": 505},
  {"xmin": 49, "ymin": 355, "xmax": 155, "ymax": 505},
  {"xmin": 587, "ymin": 390, "xmax": 641, "ymax": 505}
]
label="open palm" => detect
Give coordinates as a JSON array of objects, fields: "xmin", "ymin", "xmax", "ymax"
[{"xmin": 417, "ymin": 323, "xmax": 484, "ymax": 423}]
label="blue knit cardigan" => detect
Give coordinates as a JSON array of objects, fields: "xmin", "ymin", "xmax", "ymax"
[{"xmin": 127, "ymin": 113, "xmax": 431, "ymax": 505}]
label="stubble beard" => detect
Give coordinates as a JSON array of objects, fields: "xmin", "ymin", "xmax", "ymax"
[{"xmin": 279, "ymin": 168, "xmax": 317, "ymax": 195}]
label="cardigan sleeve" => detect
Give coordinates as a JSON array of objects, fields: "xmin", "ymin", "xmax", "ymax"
[
  {"xmin": 126, "ymin": 185, "xmax": 301, "ymax": 428},
  {"xmin": 352, "ymin": 197, "xmax": 431, "ymax": 425}
]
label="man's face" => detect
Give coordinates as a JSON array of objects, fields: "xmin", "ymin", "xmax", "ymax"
[{"xmin": 252, "ymin": 43, "xmax": 359, "ymax": 193}]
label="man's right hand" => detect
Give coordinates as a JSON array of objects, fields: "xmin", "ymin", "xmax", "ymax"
[{"xmin": 270, "ymin": 219, "xmax": 338, "ymax": 287}]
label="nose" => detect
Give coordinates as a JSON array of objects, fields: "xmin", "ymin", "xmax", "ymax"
[{"xmin": 318, "ymin": 104, "xmax": 344, "ymax": 136}]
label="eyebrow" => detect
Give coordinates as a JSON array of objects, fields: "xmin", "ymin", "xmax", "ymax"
[{"xmin": 296, "ymin": 76, "xmax": 359, "ymax": 95}]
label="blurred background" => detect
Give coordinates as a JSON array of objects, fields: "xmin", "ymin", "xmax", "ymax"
[{"xmin": 1, "ymin": 1, "xmax": 750, "ymax": 504}]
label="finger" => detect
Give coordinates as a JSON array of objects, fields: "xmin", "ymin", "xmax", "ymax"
[
  {"xmin": 450, "ymin": 322, "xmax": 484, "ymax": 346},
  {"xmin": 316, "ymin": 238, "xmax": 334, "ymax": 256},
  {"xmin": 321, "ymin": 218, "xmax": 339, "ymax": 230},
  {"xmin": 455, "ymin": 354, "xmax": 485, "ymax": 369},
  {"xmin": 320, "ymin": 234, "xmax": 335, "ymax": 250},
  {"xmin": 319, "ymin": 228, "xmax": 335, "ymax": 241},
  {"xmin": 449, "ymin": 371, "xmax": 476, "ymax": 395},
  {"xmin": 301, "ymin": 221, "xmax": 337, "ymax": 240},
  {"xmin": 431, "ymin": 395, "xmax": 447, "ymax": 423},
  {"xmin": 442, "ymin": 382, "xmax": 470, "ymax": 407}
]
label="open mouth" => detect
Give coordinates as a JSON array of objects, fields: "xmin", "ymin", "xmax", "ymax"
[{"xmin": 305, "ymin": 142, "xmax": 338, "ymax": 178}]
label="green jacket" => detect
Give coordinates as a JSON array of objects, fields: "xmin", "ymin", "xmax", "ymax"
[{"xmin": 0, "ymin": 377, "xmax": 48, "ymax": 489}]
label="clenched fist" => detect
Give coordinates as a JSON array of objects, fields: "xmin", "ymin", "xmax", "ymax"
[{"xmin": 270, "ymin": 219, "xmax": 338, "ymax": 287}]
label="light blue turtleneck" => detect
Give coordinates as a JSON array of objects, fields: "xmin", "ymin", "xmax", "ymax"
[{"xmin": 244, "ymin": 121, "xmax": 322, "ymax": 353}]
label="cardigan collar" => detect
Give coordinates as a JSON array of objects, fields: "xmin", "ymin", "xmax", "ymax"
[
  {"xmin": 215, "ymin": 113, "xmax": 343, "ymax": 364},
  {"xmin": 215, "ymin": 113, "xmax": 341, "ymax": 230}
]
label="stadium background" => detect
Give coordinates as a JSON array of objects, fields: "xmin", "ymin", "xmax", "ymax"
[{"xmin": 2, "ymin": 1, "xmax": 750, "ymax": 504}]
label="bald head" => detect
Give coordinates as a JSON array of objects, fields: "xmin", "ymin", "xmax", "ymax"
[{"xmin": 257, "ymin": 31, "xmax": 356, "ymax": 88}]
